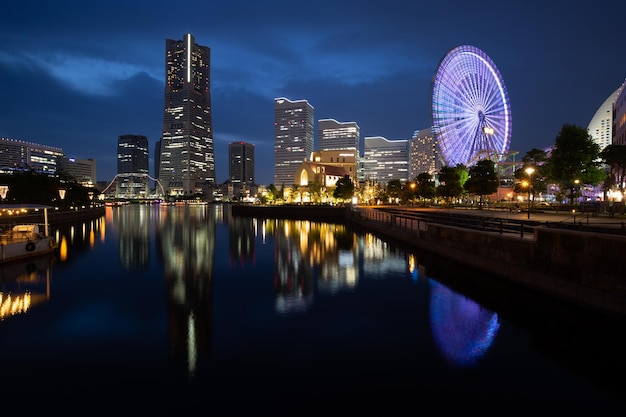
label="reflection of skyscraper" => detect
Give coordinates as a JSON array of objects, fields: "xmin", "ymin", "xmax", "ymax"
[
  {"xmin": 115, "ymin": 204, "xmax": 151, "ymax": 269},
  {"xmin": 117, "ymin": 134, "xmax": 149, "ymax": 198},
  {"xmin": 159, "ymin": 33, "xmax": 215, "ymax": 196},
  {"xmin": 274, "ymin": 98, "xmax": 314, "ymax": 186},
  {"xmin": 228, "ymin": 215, "xmax": 256, "ymax": 267},
  {"xmin": 159, "ymin": 204, "xmax": 216, "ymax": 379}
]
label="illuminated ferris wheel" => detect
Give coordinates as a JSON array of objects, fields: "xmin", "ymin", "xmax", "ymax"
[{"xmin": 431, "ymin": 45, "xmax": 512, "ymax": 167}]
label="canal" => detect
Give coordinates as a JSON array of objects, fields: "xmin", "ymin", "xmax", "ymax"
[{"xmin": 0, "ymin": 203, "xmax": 624, "ymax": 415}]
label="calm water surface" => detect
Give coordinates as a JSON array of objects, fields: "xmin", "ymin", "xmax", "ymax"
[{"xmin": 1, "ymin": 204, "xmax": 625, "ymax": 415}]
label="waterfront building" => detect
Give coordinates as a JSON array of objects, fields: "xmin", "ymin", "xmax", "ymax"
[
  {"xmin": 363, "ymin": 136, "xmax": 409, "ymax": 185},
  {"xmin": 588, "ymin": 85, "xmax": 623, "ymax": 151},
  {"xmin": 117, "ymin": 134, "xmax": 149, "ymax": 198},
  {"xmin": 61, "ymin": 157, "xmax": 96, "ymax": 187},
  {"xmin": 0, "ymin": 137, "xmax": 63, "ymax": 176},
  {"xmin": 317, "ymin": 119, "xmax": 361, "ymax": 181},
  {"xmin": 159, "ymin": 33, "xmax": 215, "ymax": 197},
  {"xmin": 310, "ymin": 150, "xmax": 357, "ymax": 184},
  {"xmin": 274, "ymin": 98, "xmax": 314, "ymax": 187},
  {"xmin": 409, "ymin": 128, "xmax": 441, "ymax": 178},
  {"xmin": 293, "ymin": 161, "xmax": 349, "ymax": 202}
]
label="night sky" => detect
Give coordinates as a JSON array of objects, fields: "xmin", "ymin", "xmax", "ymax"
[{"xmin": 1, "ymin": 0, "xmax": 624, "ymax": 185}]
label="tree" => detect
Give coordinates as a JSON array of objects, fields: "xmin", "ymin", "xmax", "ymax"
[
  {"xmin": 599, "ymin": 144, "xmax": 626, "ymax": 200},
  {"xmin": 464, "ymin": 159, "xmax": 499, "ymax": 209},
  {"xmin": 437, "ymin": 165, "xmax": 465, "ymax": 204},
  {"xmin": 289, "ymin": 184, "xmax": 300, "ymax": 203},
  {"xmin": 265, "ymin": 184, "xmax": 279, "ymax": 203},
  {"xmin": 333, "ymin": 175, "xmax": 355, "ymax": 202},
  {"xmin": 514, "ymin": 148, "xmax": 549, "ymax": 202},
  {"xmin": 385, "ymin": 179, "xmax": 403, "ymax": 203},
  {"xmin": 544, "ymin": 124, "xmax": 604, "ymax": 205},
  {"xmin": 415, "ymin": 172, "xmax": 436, "ymax": 201},
  {"xmin": 308, "ymin": 180, "xmax": 323, "ymax": 203}
]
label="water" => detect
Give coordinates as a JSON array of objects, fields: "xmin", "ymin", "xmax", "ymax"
[{"xmin": 1, "ymin": 203, "xmax": 625, "ymax": 415}]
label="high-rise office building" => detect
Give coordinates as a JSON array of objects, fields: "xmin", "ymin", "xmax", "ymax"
[
  {"xmin": 274, "ymin": 97, "xmax": 314, "ymax": 186},
  {"xmin": 409, "ymin": 128, "xmax": 441, "ymax": 178},
  {"xmin": 363, "ymin": 136, "xmax": 409, "ymax": 184},
  {"xmin": 318, "ymin": 119, "xmax": 361, "ymax": 181},
  {"xmin": 159, "ymin": 33, "xmax": 215, "ymax": 197},
  {"xmin": 228, "ymin": 141, "xmax": 255, "ymax": 186},
  {"xmin": 117, "ymin": 134, "xmax": 149, "ymax": 198}
]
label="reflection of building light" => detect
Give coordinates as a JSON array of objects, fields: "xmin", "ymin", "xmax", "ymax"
[
  {"xmin": 0, "ymin": 292, "xmax": 31, "ymax": 319},
  {"xmin": 408, "ymin": 254, "xmax": 416, "ymax": 274},
  {"xmin": 60, "ymin": 236, "xmax": 68, "ymax": 261},
  {"xmin": 100, "ymin": 218, "xmax": 106, "ymax": 242},
  {"xmin": 89, "ymin": 229, "xmax": 95, "ymax": 247}
]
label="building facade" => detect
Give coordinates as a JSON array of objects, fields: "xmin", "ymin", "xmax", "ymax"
[
  {"xmin": 0, "ymin": 137, "xmax": 64, "ymax": 176},
  {"xmin": 117, "ymin": 134, "xmax": 149, "ymax": 198},
  {"xmin": 588, "ymin": 85, "xmax": 623, "ymax": 151},
  {"xmin": 613, "ymin": 80, "xmax": 626, "ymax": 146},
  {"xmin": 159, "ymin": 33, "xmax": 215, "ymax": 197},
  {"xmin": 61, "ymin": 157, "xmax": 96, "ymax": 187},
  {"xmin": 363, "ymin": 136, "xmax": 409, "ymax": 185},
  {"xmin": 409, "ymin": 128, "xmax": 441, "ymax": 178},
  {"xmin": 228, "ymin": 141, "xmax": 255, "ymax": 186},
  {"xmin": 317, "ymin": 119, "xmax": 361, "ymax": 181},
  {"xmin": 274, "ymin": 97, "xmax": 314, "ymax": 187},
  {"xmin": 310, "ymin": 150, "xmax": 357, "ymax": 184},
  {"xmin": 223, "ymin": 141, "xmax": 256, "ymax": 201}
]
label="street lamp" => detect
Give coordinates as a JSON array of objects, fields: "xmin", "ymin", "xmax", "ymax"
[
  {"xmin": 525, "ymin": 167, "xmax": 535, "ymax": 219},
  {"xmin": 410, "ymin": 182, "xmax": 416, "ymax": 207}
]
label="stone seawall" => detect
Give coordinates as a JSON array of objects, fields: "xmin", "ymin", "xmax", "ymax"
[{"xmin": 232, "ymin": 204, "xmax": 626, "ymax": 320}]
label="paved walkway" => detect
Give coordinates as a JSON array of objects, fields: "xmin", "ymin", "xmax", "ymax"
[{"xmin": 402, "ymin": 206, "xmax": 626, "ymax": 232}]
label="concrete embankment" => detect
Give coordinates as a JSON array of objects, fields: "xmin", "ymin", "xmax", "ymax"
[{"xmin": 232, "ymin": 204, "xmax": 626, "ymax": 320}]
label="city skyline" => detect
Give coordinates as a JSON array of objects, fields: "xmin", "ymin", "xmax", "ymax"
[{"xmin": 1, "ymin": 1, "xmax": 625, "ymax": 185}]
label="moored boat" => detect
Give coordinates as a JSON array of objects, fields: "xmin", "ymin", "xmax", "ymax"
[{"xmin": 0, "ymin": 205, "xmax": 57, "ymax": 263}]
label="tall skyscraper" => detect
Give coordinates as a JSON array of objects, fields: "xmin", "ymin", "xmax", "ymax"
[
  {"xmin": 228, "ymin": 141, "xmax": 255, "ymax": 186},
  {"xmin": 159, "ymin": 33, "xmax": 215, "ymax": 197},
  {"xmin": 274, "ymin": 97, "xmax": 314, "ymax": 186},
  {"xmin": 318, "ymin": 119, "xmax": 361, "ymax": 181},
  {"xmin": 117, "ymin": 134, "xmax": 149, "ymax": 197}
]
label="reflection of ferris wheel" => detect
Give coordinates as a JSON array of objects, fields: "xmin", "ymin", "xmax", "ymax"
[{"xmin": 431, "ymin": 45, "xmax": 511, "ymax": 167}]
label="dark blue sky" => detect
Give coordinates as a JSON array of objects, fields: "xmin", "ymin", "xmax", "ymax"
[{"xmin": 1, "ymin": 0, "xmax": 624, "ymax": 185}]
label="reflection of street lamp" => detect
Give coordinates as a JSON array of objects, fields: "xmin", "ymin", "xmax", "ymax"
[
  {"xmin": 0, "ymin": 185, "xmax": 8, "ymax": 201},
  {"xmin": 525, "ymin": 167, "xmax": 535, "ymax": 219}
]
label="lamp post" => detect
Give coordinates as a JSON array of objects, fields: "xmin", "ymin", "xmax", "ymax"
[
  {"xmin": 410, "ymin": 182, "xmax": 416, "ymax": 207},
  {"xmin": 525, "ymin": 167, "xmax": 535, "ymax": 219}
]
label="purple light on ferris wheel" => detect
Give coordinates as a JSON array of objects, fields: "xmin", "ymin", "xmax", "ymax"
[{"xmin": 432, "ymin": 45, "xmax": 512, "ymax": 167}]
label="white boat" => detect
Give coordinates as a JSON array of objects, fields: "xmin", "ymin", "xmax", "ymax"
[{"xmin": 0, "ymin": 204, "xmax": 57, "ymax": 263}]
